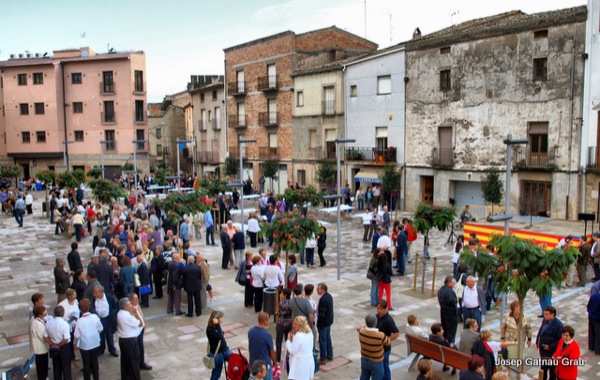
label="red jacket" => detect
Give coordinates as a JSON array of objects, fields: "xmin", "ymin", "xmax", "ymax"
[{"xmin": 552, "ymin": 338, "xmax": 580, "ymax": 380}]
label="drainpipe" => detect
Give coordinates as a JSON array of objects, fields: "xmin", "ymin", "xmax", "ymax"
[
  {"xmin": 566, "ymin": 29, "xmax": 577, "ymax": 219},
  {"xmin": 60, "ymin": 62, "xmax": 70, "ymax": 169},
  {"xmin": 223, "ymin": 61, "xmax": 228, "ymax": 180},
  {"xmin": 342, "ymin": 64, "xmax": 348, "ymax": 188}
]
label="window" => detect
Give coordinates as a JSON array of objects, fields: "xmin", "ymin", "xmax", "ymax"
[
  {"xmin": 297, "ymin": 170, "xmax": 306, "ymax": 187},
  {"xmin": 440, "ymin": 46, "xmax": 451, "ymax": 54},
  {"xmin": 200, "ymin": 109, "xmax": 206, "ymax": 130},
  {"xmin": 309, "ymin": 130, "xmax": 318, "ymax": 148},
  {"xmin": 237, "ymin": 103, "xmax": 246, "ymax": 126},
  {"xmin": 208, "ymin": 110, "xmax": 212, "ymax": 122},
  {"xmin": 33, "ymin": 73, "xmax": 43, "ymax": 85},
  {"xmin": 533, "ymin": 58, "xmax": 547, "ymax": 81},
  {"xmin": 34, "ymin": 102, "xmax": 44, "ymax": 115},
  {"xmin": 134, "ymin": 70, "xmax": 143, "ymax": 92},
  {"xmin": 72, "ymin": 73, "xmax": 82, "ymax": 84},
  {"xmin": 102, "ymin": 71, "xmax": 114, "ymax": 93},
  {"xmin": 377, "ymin": 76, "xmax": 391, "ymax": 95},
  {"xmin": 350, "ymin": 85, "xmax": 357, "ymax": 97},
  {"xmin": 18, "ymin": 74, "xmax": 27, "ymax": 86},
  {"xmin": 20, "ymin": 103, "xmax": 29, "ymax": 115},
  {"xmin": 268, "ymin": 133, "xmax": 278, "ymax": 150},
  {"xmin": 325, "ymin": 129, "xmax": 336, "ymax": 159},
  {"xmin": 74, "ymin": 131, "xmax": 84, "ymax": 142},
  {"xmin": 376, "ymin": 127, "xmax": 388, "ymax": 152},
  {"xmin": 200, "ymin": 93, "xmax": 205, "ymax": 102},
  {"xmin": 156, "ymin": 128, "xmax": 162, "ymax": 139},
  {"xmin": 73, "ymin": 102, "xmax": 83, "ymax": 113},
  {"xmin": 136, "ymin": 130, "xmax": 145, "ymax": 150},
  {"xmin": 534, "ymin": 30, "xmax": 548, "ymax": 39},
  {"xmin": 214, "ymin": 107, "xmax": 221, "ymax": 129},
  {"xmin": 105, "ymin": 130, "xmax": 115, "ymax": 151},
  {"xmin": 36, "ymin": 131, "xmax": 46, "ymax": 143},
  {"xmin": 440, "ymin": 69, "xmax": 451, "ymax": 91},
  {"xmin": 323, "ymin": 86, "xmax": 335, "ymax": 115},
  {"xmin": 103, "ymin": 101, "xmax": 115, "ymax": 123},
  {"xmin": 438, "ymin": 127, "xmax": 453, "ymax": 165},
  {"xmin": 212, "ymin": 90, "xmax": 217, "ymax": 100},
  {"xmin": 519, "ymin": 180, "xmax": 551, "ymax": 216},
  {"xmin": 528, "ymin": 122, "xmax": 549, "ymax": 165},
  {"xmin": 297, "ymin": 91, "xmax": 304, "ymax": 107},
  {"xmin": 22, "ymin": 132, "xmax": 30, "ymax": 143},
  {"xmin": 135, "ymin": 100, "xmax": 144, "ymax": 122},
  {"xmin": 156, "ymin": 144, "xmax": 162, "ymax": 155},
  {"xmin": 236, "ymin": 71, "xmax": 245, "ymax": 92},
  {"xmin": 267, "ymin": 64, "xmax": 276, "ymax": 87}
]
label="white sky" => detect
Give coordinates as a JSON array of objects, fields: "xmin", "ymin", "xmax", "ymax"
[{"xmin": 0, "ymin": 0, "xmax": 588, "ymax": 102}]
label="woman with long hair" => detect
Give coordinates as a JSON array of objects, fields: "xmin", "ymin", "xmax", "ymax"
[
  {"xmin": 286, "ymin": 316, "xmax": 315, "ymax": 380},
  {"xmin": 453, "ymin": 235, "xmax": 465, "ymax": 279},
  {"xmin": 206, "ymin": 311, "xmax": 232, "ymax": 380},
  {"xmin": 317, "ymin": 227, "xmax": 327, "ymax": 267},
  {"xmin": 376, "ymin": 248, "xmax": 393, "ymax": 310},
  {"xmin": 276, "ymin": 288, "xmax": 293, "ymax": 362},
  {"xmin": 501, "ymin": 300, "xmax": 531, "ymax": 375},
  {"xmin": 369, "ymin": 248, "xmax": 381, "ymax": 306}
]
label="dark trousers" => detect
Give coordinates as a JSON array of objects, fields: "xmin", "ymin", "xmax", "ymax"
[
  {"xmin": 317, "ymin": 245, "xmax": 326, "ymax": 266},
  {"xmin": 136, "ymin": 287, "xmax": 149, "ymax": 307},
  {"xmin": 119, "ymin": 337, "xmax": 141, "ymax": 380},
  {"xmin": 99, "ymin": 316, "xmax": 116, "ymax": 354},
  {"xmin": 363, "ymin": 225, "xmax": 370, "ymax": 241},
  {"xmin": 92, "ymin": 236, "xmax": 99, "ymax": 253},
  {"xmin": 593, "ymin": 263, "xmax": 600, "ymax": 281},
  {"xmin": 14, "ymin": 208, "xmax": 23, "ymax": 226},
  {"xmin": 137, "ymin": 328, "xmax": 146, "ymax": 366},
  {"xmin": 35, "ymin": 353, "xmax": 48, "ymax": 380},
  {"xmin": 221, "ymin": 246, "xmax": 231, "ymax": 269},
  {"xmin": 52, "ymin": 344, "xmax": 72, "ymax": 380},
  {"xmin": 206, "ymin": 225, "xmax": 215, "ymax": 245},
  {"xmin": 187, "ymin": 290, "xmax": 201, "ymax": 316},
  {"xmin": 540, "ymin": 362, "xmax": 556, "ymax": 380},
  {"xmin": 244, "ymin": 282, "xmax": 254, "ymax": 307},
  {"xmin": 590, "ymin": 318, "xmax": 600, "ymax": 354},
  {"xmin": 167, "ymin": 288, "xmax": 182, "ymax": 314},
  {"xmin": 368, "ymin": 223, "xmax": 377, "ymax": 241},
  {"xmin": 276, "ymin": 323, "xmax": 292, "ymax": 362},
  {"xmin": 441, "ymin": 310, "xmax": 458, "ymax": 344},
  {"xmin": 80, "ymin": 347, "xmax": 100, "ymax": 380},
  {"xmin": 253, "ymin": 286, "xmax": 264, "ymax": 312},
  {"xmin": 74, "ymin": 223, "xmax": 83, "ymax": 242},
  {"xmin": 26, "ymin": 204, "xmax": 33, "ymax": 215},
  {"xmin": 249, "ymin": 231, "xmax": 257, "ymax": 248},
  {"xmin": 152, "ymin": 272, "xmax": 163, "ymax": 298},
  {"xmin": 305, "ymin": 248, "xmax": 315, "ymax": 266}
]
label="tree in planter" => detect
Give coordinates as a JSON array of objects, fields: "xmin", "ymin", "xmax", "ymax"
[
  {"xmin": 55, "ymin": 171, "xmax": 83, "ymax": 190},
  {"xmin": 460, "ymin": 235, "xmax": 577, "ymax": 380},
  {"xmin": 223, "ymin": 156, "xmax": 239, "ymax": 181},
  {"xmin": 0, "ymin": 165, "xmax": 22, "ymax": 188},
  {"xmin": 87, "ymin": 179, "xmax": 127, "ymax": 205},
  {"xmin": 36, "ymin": 170, "xmax": 56, "ymax": 219},
  {"xmin": 412, "ymin": 204, "xmax": 456, "ymax": 257},
  {"xmin": 73, "ymin": 169, "xmax": 86, "ymax": 185},
  {"xmin": 153, "ymin": 167, "xmax": 173, "ymax": 186},
  {"xmin": 481, "ymin": 170, "xmax": 503, "ymax": 215},
  {"xmin": 151, "ymin": 191, "xmax": 211, "ymax": 239},
  {"xmin": 278, "ymin": 186, "xmax": 324, "ymax": 210},
  {"xmin": 379, "ymin": 163, "xmax": 401, "ymax": 210},
  {"xmin": 87, "ymin": 167, "xmax": 103, "ymax": 180},
  {"xmin": 316, "ymin": 160, "xmax": 336, "ymax": 189},
  {"xmin": 262, "ymin": 159, "xmax": 278, "ymax": 193},
  {"xmin": 121, "ymin": 162, "xmax": 134, "ymax": 172}
]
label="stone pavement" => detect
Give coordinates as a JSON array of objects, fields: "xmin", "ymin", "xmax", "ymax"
[{"xmin": 0, "ymin": 196, "xmax": 599, "ymax": 379}]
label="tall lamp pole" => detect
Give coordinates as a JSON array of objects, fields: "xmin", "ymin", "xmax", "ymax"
[
  {"xmin": 132, "ymin": 139, "xmax": 147, "ymax": 191},
  {"xmin": 176, "ymin": 139, "xmax": 194, "ymax": 191},
  {"xmin": 99, "ymin": 140, "xmax": 109, "ymax": 179},
  {"xmin": 238, "ymin": 138, "xmax": 256, "ymax": 237}
]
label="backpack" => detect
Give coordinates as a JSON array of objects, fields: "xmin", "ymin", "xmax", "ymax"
[
  {"xmin": 226, "ymin": 349, "xmax": 249, "ymax": 380},
  {"xmin": 235, "ymin": 263, "xmax": 246, "ymax": 286}
]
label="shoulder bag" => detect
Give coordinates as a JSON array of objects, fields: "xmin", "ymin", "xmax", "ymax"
[
  {"xmin": 454, "ymin": 274, "xmax": 465, "ymax": 299},
  {"xmin": 203, "ymin": 339, "xmax": 221, "ymax": 369}
]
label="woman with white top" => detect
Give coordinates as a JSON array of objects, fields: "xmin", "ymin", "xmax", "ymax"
[
  {"xmin": 264, "ymin": 255, "xmax": 284, "ymax": 289},
  {"xmin": 58, "ymin": 289, "xmax": 80, "ymax": 360},
  {"xmin": 247, "ymin": 212, "xmax": 261, "ymax": 248},
  {"xmin": 305, "ymin": 234, "xmax": 317, "ymax": 269},
  {"xmin": 452, "ymin": 235, "xmax": 465, "ymax": 279},
  {"xmin": 250, "ymin": 256, "xmax": 266, "ymax": 313},
  {"xmin": 286, "ymin": 316, "xmax": 315, "ymax": 380}
]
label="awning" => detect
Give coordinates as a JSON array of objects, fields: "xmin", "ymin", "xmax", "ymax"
[
  {"xmin": 203, "ymin": 165, "xmax": 218, "ymax": 172},
  {"xmin": 354, "ymin": 170, "xmax": 383, "ymax": 183}
]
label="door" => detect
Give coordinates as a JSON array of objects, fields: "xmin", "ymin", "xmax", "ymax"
[
  {"xmin": 236, "ymin": 71, "xmax": 245, "ymax": 93},
  {"xmin": 268, "ymin": 64, "xmax": 276, "ymax": 87},
  {"xmin": 454, "ymin": 181, "xmax": 485, "ymax": 218},
  {"xmin": 324, "ymin": 86, "xmax": 335, "ymax": 115},
  {"xmin": 519, "ymin": 180, "xmax": 551, "ymax": 216},
  {"xmin": 438, "ymin": 127, "xmax": 453, "ymax": 165},
  {"xmin": 421, "ymin": 176, "xmax": 434, "ymax": 205},
  {"xmin": 268, "ymin": 99, "xmax": 277, "ymax": 124},
  {"xmin": 276, "ymin": 164, "xmax": 288, "ymax": 195},
  {"xmin": 20, "ymin": 164, "xmax": 30, "ymax": 180}
]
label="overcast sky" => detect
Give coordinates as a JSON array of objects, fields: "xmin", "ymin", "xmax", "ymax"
[{"xmin": 0, "ymin": 0, "xmax": 587, "ymax": 102}]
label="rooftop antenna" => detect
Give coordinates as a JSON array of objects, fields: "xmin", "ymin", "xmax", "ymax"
[
  {"xmin": 80, "ymin": 32, "xmax": 86, "ymax": 46},
  {"xmin": 381, "ymin": 9, "xmax": 393, "ymax": 46},
  {"xmin": 364, "ymin": 0, "xmax": 367, "ymax": 38},
  {"xmin": 451, "ymin": 10, "xmax": 460, "ymax": 25}
]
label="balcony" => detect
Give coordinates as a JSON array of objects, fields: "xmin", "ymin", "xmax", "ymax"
[
  {"xmin": 257, "ymin": 75, "xmax": 278, "ymax": 92},
  {"xmin": 198, "ymin": 151, "xmax": 219, "ymax": 164},
  {"xmin": 134, "ymin": 114, "xmax": 147, "ymax": 124},
  {"xmin": 345, "ymin": 147, "xmax": 397, "ymax": 164},
  {"xmin": 322, "ymin": 100, "xmax": 336, "ymax": 116},
  {"xmin": 259, "ymin": 147, "xmax": 279, "ymax": 159},
  {"xmin": 228, "ymin": 114, "xmax": 247, "ymax": 129},
  {"xmin": 133, "ymin": 83, "xmax": 145, "ymax": 95},
  {"xmin": 212, "ymin": 119, "xmax": 221, "ymax": 130},
  {"xmin": 227, "ymin": 81, "xmax": 247, "ymax": 96},
  {"xmin": 101, "ymin": 111, "xmax": 116, "ymax": 125},
  {"xmin": 134, "ymin": 140, "xmax": 149, "ymax": 153},
  {"xmin": 513, "ymin": 146, "xmax": 557, "ymax": 171},
  {"xmin": 199, "ymin": 119, "xmax": 208, "ymax": 131},
  {"xmin": 99, "ymin": 82, "xmax": 115, "ymax": 95},
  {"xmin": 258, "ymin": 112, "xmax": 279, "ymax": 127},
  {"xmin": 228, "ymin": 147, "xmax": 249, "ymax": 158},
  {"xmin": 104, "ymin": 140, "xmax": 117, "ymax": 152},
  {"xmin": 430, "ymin": 147, "xmax": 453, "ymax": 168}
]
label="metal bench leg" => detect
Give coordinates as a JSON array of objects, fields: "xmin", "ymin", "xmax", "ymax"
[{"xmin": 407, "ymin": 353, "xmax": 421, "ymax": 371}]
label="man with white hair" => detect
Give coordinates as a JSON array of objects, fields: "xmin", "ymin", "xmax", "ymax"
[
  {"xmin": 460, "ymin": 276, "xmax": 487, "ymax": 332},
  {"xmin": 231, "ymin": 225, "xmax": 246, "ymax": 269},
  {"xmin": 116, "ymin": 297, "xmax": 143, "ymax": 380}
]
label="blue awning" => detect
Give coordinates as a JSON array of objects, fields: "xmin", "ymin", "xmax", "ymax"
[{"xmin": 354, "ymin": 171, "xmax": 383, "ymax": 183}]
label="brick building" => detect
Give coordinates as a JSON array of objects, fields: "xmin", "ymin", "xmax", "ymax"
[
  {"xmin": 0, "ymin": 47, "xmax": 148, "ymax": 179},
  {"xmin": 224, "ymin": 26, "xmax": 377, "ymax": 193}
]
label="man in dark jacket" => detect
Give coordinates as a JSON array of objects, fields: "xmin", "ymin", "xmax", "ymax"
[
  {"xmin": 181, "ymin": 256, "xmax": 202, "ymax": 316},
  {"xmin": 220, "ymin": 226, "xmax": 232, "ymax": 269},
  {"xmin": 316, "ymin": 283, "xmax": 334, "ymax": 364},
  {"xmin": 166, "ymin": 252, "xmax": 184, "ymax": 315},
  {"xmin": 150, "ymin": 246, "xmax": 165, "ymax": 299},
  {"xmin": 136, "ymin": 255, "xmax": 151, "ymax": 308},
  {"xmin": 438, "ymin": 276, "xmax": 458, "ymax": 344},
  {"xmin": 231, "ymin": 227, "xmax": 246, "ymax": 269},
  {"xmin": 67, "ymin": 242, "xmax": 83, "ymax": 272},
  {"xmin": 536, "ymin": 306, "xmax": 563, "ymax": 380},
  {"xmin": 54, "ymin": 258, "xmax": 71, "ymax": 304},
  {"xmin": 95, "ymin": 252, "xmax": 114, "ymax": 294}
]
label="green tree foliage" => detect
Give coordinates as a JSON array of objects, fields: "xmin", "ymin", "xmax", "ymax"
[
  {"xmin": 278, "ymin": 186, "xmax": 324, "ymax": 208},
  {"xmin": 87, "ymin": 167, "xmax": 103, "ymax": 179},
  {"xmin": 55, "ymin": 170, "xmax": 83, "ymax": 189},
  {"xmin": 379, "ymin": 164, "xmax": 401, "ymax": 208},
  {"xmin": 262, "ymin": 159, "xmax": 278, "ymax": 192},
  {"xmin": 481, "ymin": 170, "xmax": 503, "ymax": 215},
  {"xmin": 122, "ymin": 162, "xmax": 134, "ymax": 172},
  {"xmin": 73, "ymin": 169, "xmax": 86, "ymax": 184},
  {"xmin": 0, "ymin": 165, "xmax": 22, "ymax": 183},
  {"xmin": 151, "ymin": 191, "xmax": 211, "ymax": 226},
  {"xmin": 224, "ymin": 156, "xmax": 239, "ymax": 178},
  {"xmin": 460, "ymin": 234, "xmax": 577, "ymax": 370},
  {"xmin": 412, "ymin": 203, "xmax": 456, "ymax": 235},
  {"xmin": 87, "ymin": 179, "xmax": 127, "ymax": 205},
  {"xmin": 316, "ymin": 160, "xmax": 336, "ymax": 188},
  {"xmin": 153, "ymin": 168, "xmax": 173, "ymax": 186},
  {"xmin": 205, "ymin": 178, "xmax": 228, "ymax": 197}
]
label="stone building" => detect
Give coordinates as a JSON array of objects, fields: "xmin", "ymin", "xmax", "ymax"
[
  {"xmin": 224, "ymin": 26, "xmax": 377, "ymax": 194},
  {"xmin": 0, "ymin": 47, "xmax": 148, "ymax": 179},
  {"xmin": 403, "ymin": 6, "xmax": 587, "ymax": 220}
]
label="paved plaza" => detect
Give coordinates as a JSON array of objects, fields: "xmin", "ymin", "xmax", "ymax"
[{"xmin": 0, "ymin": 194, "xmax": 599, "ymax": 379}]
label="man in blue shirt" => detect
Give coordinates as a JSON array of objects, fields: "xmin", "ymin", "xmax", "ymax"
[
  {"xmin": 248, "ymin": 312, "xmax": 277, "ymax": 380},
  {"xmin": 204, "ymin": 209, "xmax": 216, "ymax": 246},
  {"xmin": 180, "ymin": 217, "xmax": 189, "ymax": 244},
  {"xmin": 14, "ymin": 195, "xmax": 25, "ymax": 227}
]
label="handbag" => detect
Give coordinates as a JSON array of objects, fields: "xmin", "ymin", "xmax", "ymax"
[
  {"xmin": 454, "ymin": 274, "xmax": 465, "ymax": 299},
  {"xmin": 134, "ymin": 273, "xmax": 141, "ymax": 287},
  {"xmin": 366, "ymin": 267, "xmax": 375, "ymax": 280},
  {"xmin": 202, "ymin": 340, "xmax": 221, "ymax": 369},
  {"xmin": 139, "ymin": 284, "xmax": 152, "ymax": 296}
]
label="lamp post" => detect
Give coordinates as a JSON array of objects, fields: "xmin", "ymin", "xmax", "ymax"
[
  {"xmin": 132, "ymin": 139, "xmax": 147, "ymax": 191},
  {"xmin": 99, "ymin": 140, "xmax": 109, "ymax": 179},
  {"xmin": 62, "ymin": 140, "xmax": 74, "ymax": 170},
  {"xmin": 332, "ymin": 138, "xmax": 356, "ymax": 281},
  {"xmin": 238, "ymin": 138, "xmax": 256, "ymax": 237},
  {"xmin": 487, "ymin": 133, "xmax": 528, "ymax": 327},
  {"xmin": 176, "ymin": 139, "xmax": 194, "ymax": 191}
]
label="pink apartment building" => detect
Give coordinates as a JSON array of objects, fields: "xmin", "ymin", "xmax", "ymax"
[{"xmin": 0, "ymin": 47, "xmax": 148, "ymax": 179}]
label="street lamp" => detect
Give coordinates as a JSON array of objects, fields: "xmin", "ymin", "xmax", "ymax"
[
  {"xmin": 487, "ymin": 133, "xmax": 528, "ymax": 327},
  {"xmin": 333, "ymin": 138, "xmax": 356, "ymax": 281},
  {"xmin": 176, "ymin": 138, "xmax": 194, "ymax": 191},
  {"xmin": 132, "ymin": 139, "xmax": 147, "ymax": 191},
  {"xmin": 238, "ymin": 138, "xmax": 256, "ymax": 237}
]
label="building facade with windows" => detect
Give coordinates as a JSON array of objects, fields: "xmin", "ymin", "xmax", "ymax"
[
  {"xmin": 224, "ymin": 27, "xmax": 377, "ymax": 194},
  {"xmin": 403, "ymin": 6, "xmax": 586, "ymax": 220},
  {"xmin": 0, "ymin": 47, "xmax": 148, "ymax": 179}
]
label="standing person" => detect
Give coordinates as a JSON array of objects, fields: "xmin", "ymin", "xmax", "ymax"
[
  {"xmin": 368, "ymin": 249, "xmax": 380, "ymax": 306},
  {"xmin": 67, "ymin": 242, "xmax": 83, "ymax": 273},
  {"xmin": 317, "ymin": 227, "xmax": 327, "ymax": 267},
  {"xmin": 44, "ymin": 306, "xmax": 72, "ymax": 380},
  {"xmin": 552, "ymin": 325, "xmax": 580, "ymax": 380},
  {"xmin": 471, "ymin": 330, "xmax": 516, "ymax": 380},
  {"xmin": 205, "ymin": 208, "xmax": 216, "ymax": 246},
  {"xmin": 264, "ymin": 255, "xmax": 284, "ymax": 289},
  {"xmin": 369, "ymin": 210, "xmax": 380, "ymax": 249},
  {"xmin": 72, "ymin": 210, "xmax": 84, "ymax": 242},
  {"xmin": 356, "ymin": 186, "xmax": 364, "ymax": 211},
  {"xmin": 395, "ymin": 224, "xmax": 408, "ymax": 276},
  {"xmin": 592, "ymin": 231, "xmax": 600, "ymax": 281},
  {"xmin": 402, "ymin": 218, "xmax": 417, "ymax": 263},
  {"xmin": 536, "ymin": 306, "xmax": 564, "ymax": 380},
  {"xmin": 71, "ymin": 269, "xmax": 86, "ymax": 301},
  {"xmin": 461, "ymin": 276, "xmax": 487, "ymax": 331},
  {"xmin": 166, "ymin": 252, "xmax": 184, "ymax": 315},
  {"xmin": 74, "ymin": 299, "xmax": 103, "ymax": 380},
  {"xmin": 220, "ymin": 224, "xmax": 232, "ymax": 269},
  {"xmin": 500, "ymin": 300, "xmax": 531, "ymax": 375},
  {"xmin": 375, "ymin": 300, "xmax": 399, "ymax": 380},
  {"xmin": 243, "ymin": 251, "xmax": 254, "ymax": 308},
  {"xmin": 377, "ymin": 229, "xmax": 392, "ymax": 266},
  {"xmin": 251, "ymin": 256, "xmax": 266, "ymax": 313},
  {"xmin": 317, "ymin": 283, "xmax": 334, "ymax": 364},
  {"xmin": 116, "ymin": 297, "xmax": 143, "ymax": 380},
  {"xmin": 92, "ymin": 285, "xmax": 119, "ymax": 357},
  {"xmin": 14, "ymin": 195, "xmax": 25, "ymax": 227},
  {"xmin": 29, "ymin": 305, "xmax": 49, "ymax": 380},
  {"xmin": 25, "ymin": 190, "xmax": 33, "ymax": 215},
  {"xmin": 206, "ymin": 311, "xmax": 233, "ymax": 380},
  {"xmin": 58, "ymin": 289, "xmax": 79, "ymax": 361},
  {"xmin": 275, "ymin": 288, "xmax": 293, "ymax": 362},
  {"xmin": 376, "ymin": 250, "xmax": 393, "ymax": 310},
  {"xmin": 119, "ymin": 256, "xmax": 136, "ymax": 299},
  {"xmin": 578, "ymin": 238, "xmax": 592, "ymax": 287},
  {"xmin": 381, "ymin": 206, "xmax": 390, "ymax": 230},
  {"xmin": 135, "ymin": 255, "xmax": 150, "ymax": 308},
  {"xmin": 54, "ymin": 257, "xmax": 72, "ymax": 304},
  {"xmin": 287, "ymin": 254, "xmax": 298, "ymax": 290},
  {"xmin": 179, "ymin": 216, "xmax": 190, "ymax": 245},
  {"xmin": 248, "ymin": 312, "xmax": 278, "ymax": 380},
  {"xmin": 372, "ymin": 184, "xmax": 380, "ymax": 210},
  {"xmin": 305, "ymin": 234, "xmax": 316, "ymax": 267},
  {"xmin": 589, "ymin": 290, "xmax": 600, "ymax": 355},
  {"xmin": 150, "ymin": 246, "xmax": 165, "ymax": 300},
  {"xmin": 286, "ymin": 316, "xmax": 315, "ymax": 380},
  {"xmin": 248, "ymin": 212, "xmax": 261, "ymax": 248},
  {"xmin": 452, "ymin": 235, "xmax": 465, "ymax": 279},
  {"xmin": 232, "ymin": 226, "xmax": 246, "ymax": 269},
  {"xmin": 358, "ymin": 312, "xmax": 390, "ymax": 380},
  {"xmin": 128, "ymin": 293, "xmax": 152, "ymax": 370},
  {"xmin": 182, "ymin": 255, "xmax": 202, "ymax": 317},
  {"xmin": 438, "ymin": 276, "xmax": 458, "ymax": 344},
  {"xmin": 362, "ymin": 208, "xmax": 372, "ymax": 242}
]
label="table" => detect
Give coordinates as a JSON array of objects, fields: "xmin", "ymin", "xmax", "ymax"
[
  {"xmin": 318, "ymin": 204, "xmax": 354, "ymax": 218},
  {"xmin": 242, "ymin": 194, "xmax": 260, "ymax": 200},
  {"xmin": 147, "ymin": 185, "xmax": 171, "ymax": 194}
]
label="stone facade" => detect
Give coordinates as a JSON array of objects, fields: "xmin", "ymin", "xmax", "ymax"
[{"xmin": 403, "ymin": 6, "xmax": 586, "ymax": 220}]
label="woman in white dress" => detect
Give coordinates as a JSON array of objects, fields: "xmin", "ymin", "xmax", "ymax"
[{"xmin": 286, "ymin": 316, "xmax": 315, "ymax": 380}]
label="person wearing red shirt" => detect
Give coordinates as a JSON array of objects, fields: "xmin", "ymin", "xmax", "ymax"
[{"xmin": 552, "ymin": 325, "xmax": 580, "ymax": 380}]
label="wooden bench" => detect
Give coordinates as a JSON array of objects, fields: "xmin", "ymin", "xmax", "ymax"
[{"xmin": 405, "ymin": 333, "xmax": 472, "ymax": 372}]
